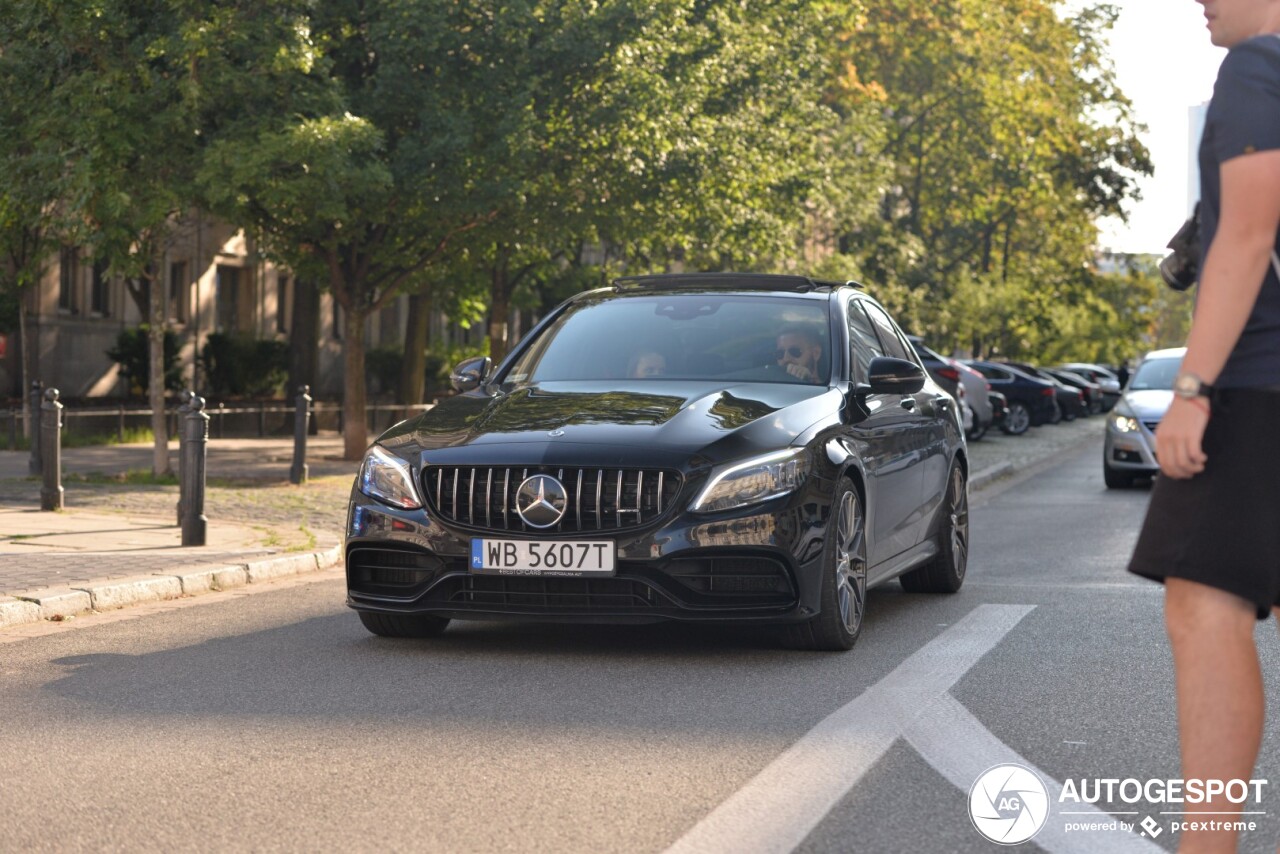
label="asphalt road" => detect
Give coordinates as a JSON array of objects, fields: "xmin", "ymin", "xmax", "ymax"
[{"xmin": 3, "ymin": 440, "xmax": 1280, "ymax": 853}]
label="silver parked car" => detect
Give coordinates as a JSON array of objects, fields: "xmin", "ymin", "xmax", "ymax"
[{"xmin": 1102, "ymin": 347, "xmax": 1184, "ymax": 488}]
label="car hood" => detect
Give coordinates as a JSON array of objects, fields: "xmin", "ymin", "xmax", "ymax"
[
  {"xmin": 380, "ymin": 381, "xmax": 840, "ymax": 462},
  {"xmin": 1121, "ymin": 389, "xmax": 1174, "ymax": 420}
]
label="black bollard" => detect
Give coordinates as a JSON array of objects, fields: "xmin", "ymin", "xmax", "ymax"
[
  {"xmin": 178, "ymin": 392, "xmax": 209, "ymax": 546},
  {"xmin": 39, "ymin": 388, "xmax": 63, "ymax": 511},
  {"xmin": 176, "ymin": 391, "xmax": 192, "ymax": 526},
  {"xmin": 289, "ymin": 385, "xmax": 312, "ymax": 485},
  {"xmin": 27, "ymin": 380, "xmax": 43, "ymax": 475}
]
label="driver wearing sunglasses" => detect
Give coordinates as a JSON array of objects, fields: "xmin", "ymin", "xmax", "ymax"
[{"xmin": 775, "ymin": 325, "xmax": 823, "ymax": 383}]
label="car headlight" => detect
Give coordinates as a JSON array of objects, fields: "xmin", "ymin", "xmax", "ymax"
[
  {"xmin": 1110, "ymin": 402, "xmax": 1140, "ymax": 434},
  {"xmin": 692, "ymin": 449, "xmax": 809, "ymax": 514},
  {"xmin": 358, "ymin": 445, "xmax": 422, "ymax": 509}
]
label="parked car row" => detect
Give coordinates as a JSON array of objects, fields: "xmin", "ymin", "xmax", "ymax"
[{"xmin": 906, "ymin": 336, "xmax": 1125, "ymax": 440}]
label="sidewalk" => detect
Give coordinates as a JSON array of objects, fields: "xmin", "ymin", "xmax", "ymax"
[{"xmin": 0, "ymin": 419, "xmax": 1104, "ymax": 633}]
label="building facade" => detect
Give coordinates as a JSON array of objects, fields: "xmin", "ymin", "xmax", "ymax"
[{"xmin": 3, "ymin": 219, "xmax": 495, "ymax": 403}]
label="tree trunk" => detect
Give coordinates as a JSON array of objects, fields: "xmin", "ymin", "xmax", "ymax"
[
  {"xmin": 148, "ymin": 269, "xmax": 170, "ymax": 475},
  {"xmin": 398, "ymin": 291, "xmax": 431, "ymax": 412},
  {"xmin": 487, "ymin": 252, "xmax": 512, "ymax": 364},
  {"xmin": 18, "ymin": 299, "xmax": 30, "ymax": 440},
  {"xmin": 287, "ymin": 278, "xmax": 319, "ymax": 397},
  {"xmin": 341, "ymin": 305, "xmax": 368, "ymax": 460}
]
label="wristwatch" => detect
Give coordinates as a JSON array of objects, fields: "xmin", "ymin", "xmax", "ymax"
[{"xmin": 1173, "ymin": 372, "xmax": 1214, "ymax": 400}]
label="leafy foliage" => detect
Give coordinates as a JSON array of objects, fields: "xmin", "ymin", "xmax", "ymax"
[
  {"xmin": 200, "ymin": 333, "xmax": 289, "ymax": 398},
  {"xmin": 106, "ymin": 327, "xmax": 183, "ymax": 394}
]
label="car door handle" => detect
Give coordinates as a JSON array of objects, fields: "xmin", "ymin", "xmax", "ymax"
[{"xmin": 900, "ymin": 398, "xmax": 916, "ymax": 411}]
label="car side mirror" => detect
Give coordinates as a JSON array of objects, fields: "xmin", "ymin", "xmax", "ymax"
[
  {"xmin": 450, "ymin": 356, "xmax": 493, "ymax": 393},
  {"xmin": 867, "ymin": 356, "xmax": 925, "ymax": 395}
]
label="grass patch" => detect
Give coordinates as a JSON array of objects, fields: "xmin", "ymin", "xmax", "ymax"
[
  {"xmin": 286, "ymin": 524, "xmax": 319, "ymax": 552},
  {"xmin": 3, "ymin": 426, "xmax": 159, "ymax": 451},
  {"xmin": 64, "ymin": 469, "xmax": 180, "ymax": 486},
  {"xmin": 63, "ymin": 426, "xmax": 157, "ymax": 448}
]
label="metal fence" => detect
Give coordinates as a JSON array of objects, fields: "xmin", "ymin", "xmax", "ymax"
[{"xmin": 3, "ymin": 400, "xmax": 436, "ymax": 449}]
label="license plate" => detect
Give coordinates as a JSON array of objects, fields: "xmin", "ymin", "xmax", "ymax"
[{"xmin": 470, "ymin": 539, "xmax": 616, "ymax": 576}]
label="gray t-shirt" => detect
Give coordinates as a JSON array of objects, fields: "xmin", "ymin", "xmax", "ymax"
[{"xmin": 1198, "ymin": 34, "xmax": 1280, "ymax": 388}]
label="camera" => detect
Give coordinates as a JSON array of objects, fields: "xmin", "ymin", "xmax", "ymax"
[{"xmin": 1159, "ymin": 203, "xmax": 1200, "ymax": 291}]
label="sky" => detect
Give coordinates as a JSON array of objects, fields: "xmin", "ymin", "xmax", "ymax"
[{"xmin": 1091, "ymin": 0, "xmax": 1227, "ymax": 254}]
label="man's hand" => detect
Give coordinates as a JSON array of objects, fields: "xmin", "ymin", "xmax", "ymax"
[
  {"xmin": 1156, "ymin": 397, "xmax": 1210, "ymax": 479},
  {"xmin": 784, "ymin": 363, "xmax": 815, "ymax": 382}
]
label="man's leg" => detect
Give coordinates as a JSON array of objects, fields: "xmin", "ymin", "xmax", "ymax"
[{"xmin": 1165, "ymin": 577, "xmax": 1264, "ymax": 853}]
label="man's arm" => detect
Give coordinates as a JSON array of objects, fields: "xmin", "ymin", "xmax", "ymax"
[{"xmin": 1158, "ymin": 148, "xmax": 1280, "ymax": 478}]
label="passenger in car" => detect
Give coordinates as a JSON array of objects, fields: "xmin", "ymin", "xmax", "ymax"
[{"xmin": 627, "ymin": 350, "xmax": 666, "ymax": 378}]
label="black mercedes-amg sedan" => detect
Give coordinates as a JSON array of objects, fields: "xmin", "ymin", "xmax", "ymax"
[{"xmin": 346, "ymin": 273, "xmax": 969, "ymax": 650}]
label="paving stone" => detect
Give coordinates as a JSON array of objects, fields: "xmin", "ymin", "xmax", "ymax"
[
  {"xmin": 0, "ymin": 596, "xmax": 40, "ymax": 629},
  {"xmin": 246, "ymin": 553, "xmax": 319, "ymax": 583},
  {"xmin": 14, "ymin": 587, "xmax": 92, "ymax": 619},
  {"xmin": 315, "ymin": 545, "xmax": 343, "ymax": 570},
  {"xmin": 76, "ymin": 575, "xmax": 183, "ymax": 611},
  {"xmin": 159, "ymin": 565, "xmax": 250, "ymax": 596}
]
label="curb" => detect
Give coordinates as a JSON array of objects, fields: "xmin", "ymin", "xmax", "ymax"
[
  {"xmin": 970, "ymin": 461, "xmax": 1015, "ymax": 492},
  {"xmin": 0, "ymin": 544, "xmax": 344, "ymax": 630}
]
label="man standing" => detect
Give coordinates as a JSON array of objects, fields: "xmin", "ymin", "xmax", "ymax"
[{"xmin": 1128, "ymin": 2, "xmax": 1280, "ymax": 852}]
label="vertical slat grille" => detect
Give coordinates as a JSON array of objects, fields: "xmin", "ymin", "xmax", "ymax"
[{"xmin": 424, "ymin": 466, "xmax": 681, "ymax": 533}]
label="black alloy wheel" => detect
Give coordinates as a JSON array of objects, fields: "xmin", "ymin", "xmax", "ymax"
[
  {"xmin": 359, "ymin": 611, "xmax": 451, "ymax": 638},
  {"xmin": 785, "ymin": 481, "xmax": 867, "ymax": 651},
  {"xmin": 1001, "ymin": 401, "xmax": 1031, "ymax": 435},
  {"xmin": 900, "ymin": 463, "xmax": 969, "ymax": 594}
]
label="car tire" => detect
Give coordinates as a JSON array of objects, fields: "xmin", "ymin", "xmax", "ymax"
[
  {"xmin": 358, "ymin": 610, "xmax": 451, "ymax": 638},
  {"xmin": 1103, "ymin": 464, "xmax": 1135, "ymax": 490},
  {"xmin": 1000, "ymin": 401, "xmax": 1031, "ymax": 435},
  {"xmin": 899, "ymin": 463, "xmax": 969, "ymax": 594},
  {"xmin": 966, "ymin": 420, "xmax": 988, "ymax": 442},
  {"xmin": 1048, "ymin": 399, "xmax": 1063, "ymax": 424},
  {"xmin": 1062, "ymin": 402, "xmax": 1077, "ymax": 422},
  {"xmin": 784, "ymin": 481, "xmax": 866, "ymax": 652}
]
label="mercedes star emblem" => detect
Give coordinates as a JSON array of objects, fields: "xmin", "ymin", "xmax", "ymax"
[{"xmin": 515, "ymin": 474, "xmax": 568, "ymax": 528}]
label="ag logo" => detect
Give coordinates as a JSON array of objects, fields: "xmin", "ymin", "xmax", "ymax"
[{"xmin": 968, "ymin": 763, "xmax": 1049, "ymax": 845}]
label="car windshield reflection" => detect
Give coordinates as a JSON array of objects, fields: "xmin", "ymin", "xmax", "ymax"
[
  {"xmin": 503, "ymin": 295, "xmax": 831, "ymax": 386},
  {"xmin": 1129, "ymin": 357, "xmax": 1180, "ymax": 391}
]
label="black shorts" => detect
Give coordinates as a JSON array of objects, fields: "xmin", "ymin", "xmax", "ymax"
[{"xmin": 1127, "ymin": 387, "xmax": 1280, "ymax": 619}]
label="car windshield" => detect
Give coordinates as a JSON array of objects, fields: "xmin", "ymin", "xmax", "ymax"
[
  {"xmin": 1129, "ymin": 357, "xmax": 1181, "ymax": 391},
  {"xmin": 503, "ymin": 294, "xmax": 831, "ymax": 385}
]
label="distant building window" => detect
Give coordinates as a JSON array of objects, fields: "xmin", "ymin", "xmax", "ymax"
[
  {"xmin": 91, "ymin": 261, "xmax": 110, "ymax": 317},
  {"xmin": 58, "ymin": 248, "xmax": 78, "ymax": 313},
  {"xmin": 168, "ymin": 261, "xmax": 187, "ymax": 323},
  {"xmin": 276, "ymin": 275, "xmax": 289, "ymax": 334},
  {"xmin": 216, "ymin": 265, "xmax": 240, "ymax": 332}
]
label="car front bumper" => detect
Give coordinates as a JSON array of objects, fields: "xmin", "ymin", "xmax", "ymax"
[
  {"xmin": 344, "ymin": 479, "xmax": 836, "ymax": 626},
  {"xmin": 1104, "ymin": 419, "xmax": 1159, "ymax": 474}
]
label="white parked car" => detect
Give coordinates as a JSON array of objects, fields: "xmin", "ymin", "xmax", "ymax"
[{"xmin": 1102, "ymin": 347, "xmax": 1184, "ymax": 488}]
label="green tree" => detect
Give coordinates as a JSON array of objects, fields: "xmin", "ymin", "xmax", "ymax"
[
  {"xmin": 830, "ymin": 0, "xmax": 1152, "ymax": 356},
  {"xmin": 199, "ymin": 0, "xmax": 867, "ymax": 458},
  {"xmin": 0, "ymin": 4, "xmax": 89, "ymax": 434}
]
